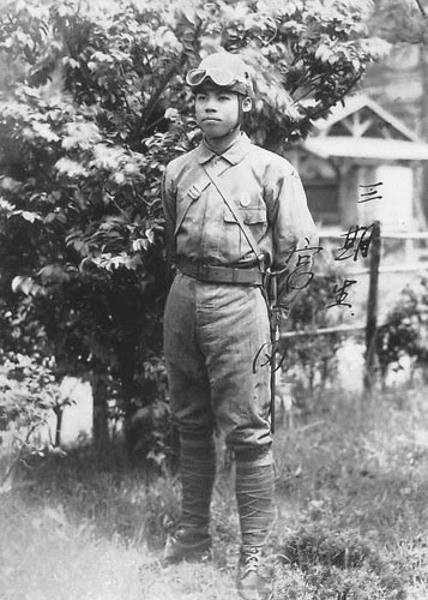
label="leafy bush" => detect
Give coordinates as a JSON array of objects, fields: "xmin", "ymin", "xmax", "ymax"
[
  {"xmin": 0, "ymin": 351, "xmax": 72, "ymax": 490},
  {"xmin": 376, "ymin": 276, "xmax": 428, "ymax": 385}
]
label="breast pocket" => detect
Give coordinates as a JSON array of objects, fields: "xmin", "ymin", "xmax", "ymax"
[{"xmin": 223, "ymin": 205, "xmax": 267, "ymax": 261}]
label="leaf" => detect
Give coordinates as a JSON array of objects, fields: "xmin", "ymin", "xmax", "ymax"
[
  {"xmin": 54, "ymin": 158, "xmax": 88, "ymax": 178},
  {"xmin": 31, "ymin": 121, "xmax": 60, "ymax": 142},
  {"xmin": 0, "ymin": 177, "xmax": 22, "ymax": 193},
  {"xmin": 145, "ymin": 228, "xmax": 156, "ymax": 244},
  {"xmin": 0, "ymin": 198, "xmax": 16, "ymax": 214},
  {"xmin": 61, "ymin": 121, "xmax": 102, "ymax": 150},
  {"xmin": 18, "ymin": 211, "xmax": 42, "ymax": 223},
  {"xmin": 11, "ymin": 276, "xmax": 41, "ymax": 296},
  {"xmin": 37, "ymin": 265, "xmax": 70, "ymax": 284},
  {"xmin": 62, "ymin": 57, "xmax": 80, "ymax": 69},
  {"xmin": 43, "ymin": 212, "xmax": 57, "ymax": 224},
  {"xmin": 164, "ymin": 107, "xmax": 179, "ymax": 121},
  {"xmin": 71, "ymin": 240, "xmax": 89, "ymax": 254},
  {"xmin": 132, "ymin": 239, "xmax": 149, "ymax": 252}
]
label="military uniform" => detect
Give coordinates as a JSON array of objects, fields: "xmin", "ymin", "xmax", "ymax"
[
  {"xmin": 163, "ymin": 132, "xmax": 317, "ymax": 459},
  {"xmin": 161, "ymin": 51, "xmax": 317, "ymax": 600}
]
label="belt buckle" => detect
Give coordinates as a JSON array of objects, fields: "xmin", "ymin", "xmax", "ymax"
[{"xmin": 198, "ymin": 263, "xmax": 210, "ymax": 280}]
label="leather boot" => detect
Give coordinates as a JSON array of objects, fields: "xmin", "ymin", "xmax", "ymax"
[
  {"xmin": 235, "ymin": 458, "xmax": 274, "ymax": 599},
  {"xmin": 237, "ymin": 546, "xmax": 263, "ymax": 600},
  {"xmin": 163, "ymin": 527, "xmax": 212, "ymax": 565}
]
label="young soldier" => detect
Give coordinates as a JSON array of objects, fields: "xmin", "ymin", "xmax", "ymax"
[{"xmin": 162, "ymin": 51, "xmax": 318, "ymax": 599}]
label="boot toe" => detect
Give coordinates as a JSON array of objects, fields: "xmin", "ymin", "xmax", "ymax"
[
  {"xmin": 237, "ymin": 570, "xmax": 262, "ymax": 600},
  {"xmin": 237, "ymin": 546, "xmax": 265, "ymax": 600},
  {"xmin": 162, "ymin": 528, "xmax": 212, "ymax": 565}
]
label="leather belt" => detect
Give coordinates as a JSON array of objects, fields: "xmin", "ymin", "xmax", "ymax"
[{"xmin": 177, "ymin": 260, "xmax": 264, "ymax": 285}]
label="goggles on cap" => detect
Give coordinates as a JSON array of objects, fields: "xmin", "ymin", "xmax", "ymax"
[
  {"xmin": 186, "ymin": 67, "xmax": 251, "ymax": 97},
  {"xmin": 186, "ymin": 67, "xmax": 240, "ymax": 88}
]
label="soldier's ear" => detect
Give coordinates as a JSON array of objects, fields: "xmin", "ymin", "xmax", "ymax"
[{"xmin": 242, "ymin": 96, "xmax": 252, "ymax": 113}]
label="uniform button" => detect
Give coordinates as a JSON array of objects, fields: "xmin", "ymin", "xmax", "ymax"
[{"xmin": 240, "ymin": 197, "xmax": 250, "ymax": 207}]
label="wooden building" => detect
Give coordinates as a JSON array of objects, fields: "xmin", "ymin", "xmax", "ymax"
[{"xmin": 292, "ymin": 94, "xmax": 428, "ymax": 234}]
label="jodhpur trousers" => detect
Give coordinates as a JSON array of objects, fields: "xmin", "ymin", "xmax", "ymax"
[{"xmin": 164, "ymin": 272, "xmax": 273, "ymax": 467}]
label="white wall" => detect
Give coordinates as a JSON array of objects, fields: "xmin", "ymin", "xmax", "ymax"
[{"xmin": 358, "ymin": 165, "xmax": 414, "ymax": 231}]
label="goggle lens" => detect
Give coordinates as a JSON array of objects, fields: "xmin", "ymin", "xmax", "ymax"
[{"xmin": 186, "ymin": 68, "xmax": 236, "ymax": 88}]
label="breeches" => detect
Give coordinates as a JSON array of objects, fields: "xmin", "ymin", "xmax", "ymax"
[{"xmin": 163, "ymin": 272, "xmax": 272, "ymax": 466}]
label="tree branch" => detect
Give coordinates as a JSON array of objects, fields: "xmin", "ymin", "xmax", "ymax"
[
  {"xmin": 139, "ymin": 53, "xmax": 188, "ymax": 135},
  {"xmin": 415, "ymin": 0, "xmax": 427, "ymax": 18}
]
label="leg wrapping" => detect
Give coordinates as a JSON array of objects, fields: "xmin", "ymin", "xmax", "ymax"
[
  {"xmin": 180, "ymin": 433, "xmax": 216, "ymax": 531},
  {"xmin": 235, "ymin": 461, "xmax": 275, "ymax": 548}
]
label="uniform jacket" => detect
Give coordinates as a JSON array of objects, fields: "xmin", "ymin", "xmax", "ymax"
[{"xmin": 162, "ymin": 132, "xmax": 318, "ymax": 306}]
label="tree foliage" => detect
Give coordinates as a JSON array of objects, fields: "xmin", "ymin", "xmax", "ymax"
[
  {"xmin": 376, "ymin": 276, "xmax": 428, "ymax": 384},
  {"xmin": 0, "ymin": 350, "xmax": 72, "ymax": 490},
  {"xmin": 0, "ymin": 0, "xmax": 388, "ymax": 459}
]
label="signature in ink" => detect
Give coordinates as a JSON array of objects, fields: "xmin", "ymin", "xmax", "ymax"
[
  {"xmin": 252, "ymin": 340, "xmax": 285, "ymax": 374},
  {"xmin": 252, "ymin": 222, "xmax": 378, "ymax": 370},
  {"xmin": 326, "ymin": 278, "xmax": 357, "ymax": 309},
  {"xmin": 358, "ymin": 182, "xmax": 383, "ymax": 204},
  {"xmin": 335, "ymin": 223, "xmax": 374, "ymax": 262},
  {"xmin": 283, "ymin": 238, "xmax": 323, "ymax": 291}
]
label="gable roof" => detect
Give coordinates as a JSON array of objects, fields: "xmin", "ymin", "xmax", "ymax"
[
  {"xmin": 310, "ymin": 94, "xmax": 419, "ymax": 143},
  {"xmin": 300, "ymin": 94, "xmax": 428, "ymax": 161}
]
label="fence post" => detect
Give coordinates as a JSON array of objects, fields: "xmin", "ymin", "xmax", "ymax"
[{"xmin": 364, "ymin": 220, "xmax": 381, "ymax": 391}]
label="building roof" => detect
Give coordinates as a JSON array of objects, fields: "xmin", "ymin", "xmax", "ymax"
[
  {"xmin": 302, "ymin": 94, "xmax": 428, "ymax": 161},
  {"xmin": 302, "ymin": 137, "xmax": 428, "ymax": 161},
  {"xmin": 310, "ymin": 94, "xmax": 419, "ymax": 142}
]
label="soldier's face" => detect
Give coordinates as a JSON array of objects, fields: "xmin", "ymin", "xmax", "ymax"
[{"xmin": 194, "ymin": 88, "xmax": 240, "ymax": 138}]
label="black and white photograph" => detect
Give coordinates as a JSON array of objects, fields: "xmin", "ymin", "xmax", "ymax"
[{"xmin": 0, "ymin": 1, "xmax": 427, "ymax": 598}]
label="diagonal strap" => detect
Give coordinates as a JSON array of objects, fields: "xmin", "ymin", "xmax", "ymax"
[
  {"xmin": 173, "ymin": 162, "xmax": 233, "ymax": 237},
  {"xmin": 201, "ymin": 165, "xmax": 265, "ymax": 272}
]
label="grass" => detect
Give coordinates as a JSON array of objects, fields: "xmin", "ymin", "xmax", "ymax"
[{"xmin": 1, "ymin": 387, "xmax": 428, "ymax": 599}]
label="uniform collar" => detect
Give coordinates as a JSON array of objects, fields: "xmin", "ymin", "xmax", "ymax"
[{"xmin": 196, "ymin": 132, "xmax": 251, "ymax": 165}]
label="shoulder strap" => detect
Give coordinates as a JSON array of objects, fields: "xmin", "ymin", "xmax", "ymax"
[
  {"xmin": 201, "ymin": 165, "xmax": 265, "ymax": 271},
  {"xmin": 173, "ymin": 162, "xmax": 232, "ymax": 237}
]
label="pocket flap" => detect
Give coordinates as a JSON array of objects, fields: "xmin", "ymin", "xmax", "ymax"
[
  {"xmin": 224, "ymin": 206, "xmax": 266, "ymax": 224},
  {"xmin": 243, "ymin": 208, "xmax": 266, "ymax": 225}
]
